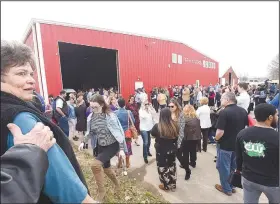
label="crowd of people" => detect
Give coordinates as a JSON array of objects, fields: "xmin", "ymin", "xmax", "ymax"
[{"xmin": 1, "ymin": 40, "xmax": 279, "ymax": 204}]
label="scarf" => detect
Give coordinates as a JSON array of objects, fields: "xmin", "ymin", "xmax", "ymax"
[{"xmin": 0, "ymin": 91, "xmax": 89, "ymax": 203}]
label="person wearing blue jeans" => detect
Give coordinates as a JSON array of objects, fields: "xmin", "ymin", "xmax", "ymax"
[
  {"xmin": 216, "ymin": 148, "xmax": 236, "ymax": 193},
  {"xmin": 208, "ymin": 128, "xmax": 216, "ymax": 144},
  {"xmin": 214, "ymin": 92, "xmax": 248, "ymax": 196},
  {"xmin": 140, "ymin": 130, "xmax": 151, "ymax": 163},
  {"xmin": 139, "ymin": 102, "xmax": 155, "ymax": 164}
]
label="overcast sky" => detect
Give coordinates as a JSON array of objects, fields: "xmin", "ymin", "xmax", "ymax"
[{"xmin": 1, "ymin": 1, "xmax": 279, "ymax": 77}]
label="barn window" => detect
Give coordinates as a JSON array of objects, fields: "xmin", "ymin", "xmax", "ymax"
[
  {"xmin": 178, "ymin": 55, "xmax": 182, "ymax": 64},
  {"xmin": 213, "ymin": 63, "xmax": 216, "ymax": 69},
  {"xmin": 172, "ymin": 53, "xmax": 177, "ymax": 64}
]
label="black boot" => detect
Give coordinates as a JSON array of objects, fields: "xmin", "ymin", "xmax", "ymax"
[
  {"xmin": 185, "ymin": 170, "xmax": 191, "ymax": 180},
  {"xmin": 189, "ymin": 162, "xmax": 196, "ymax": 168}
]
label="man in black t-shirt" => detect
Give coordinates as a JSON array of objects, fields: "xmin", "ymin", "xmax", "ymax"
[
  {"xmin": 214, "ymin": 92, "xmax": 248, "ymax": 196},
  {"xmin": 236, "ymin": 103, "xmax": 279, "ymax": 204}
]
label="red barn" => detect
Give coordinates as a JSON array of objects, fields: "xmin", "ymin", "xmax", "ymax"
[
  {"xmin": 219, "ymin": 66, "xmax": 239, "ymax": 86},
  {"xmin": 23, "ymin": 19, "xmax": 219, "ymax": 101}
]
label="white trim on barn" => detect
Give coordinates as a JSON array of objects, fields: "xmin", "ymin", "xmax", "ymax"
[
  {"xmin": 31, "ymin": 25, "xmax": 43, "ymax": 97},
  {"xmin": 35, "ymin": 22, "xmax": 49, "ymax": 103}
]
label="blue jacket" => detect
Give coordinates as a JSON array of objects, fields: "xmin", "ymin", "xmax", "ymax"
[
  {"xmin": 115, "ymin": 108, "xmax": 135, "ymax": 131},
  {"xmin": 7, "ymin": 112, "xmax": 87, "ymax": 203},
  {"xmin": 269, "ymin": 93, "xmax": 279, "ymax": 112}
]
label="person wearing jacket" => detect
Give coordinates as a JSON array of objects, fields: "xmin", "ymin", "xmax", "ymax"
[
  {"xmin": 151, "ymin": 88, "xmax": 159, "ymax": 113},
  {"xmin": 208, "ymin": 88, "xmax": 216, "ymax": 107},
  {"xmin": 126, "ymin": 95, "xmax": 141, "ymax": 146},
  {"xmin": 78, "ymin": 95, "xmax": 127, "ymax": 202},
  {"xmin": 1, "ymin": 122, "xmax": 57, "ymax": 203},
  {"xmin": 115, "ymin": 98, "xmax": 135, "ymax": 168},
  {"xmin": 168, "ymin": 98, "xmax": 182, "ymax": 122},
  {"xmin": 75, "ymin": 93, "xmax": 87, "ymax": 143},
  {"xmin": 68, "ymin": 96, "xmax": 78, "ymax": 141},
  {"xmin": 196, "ymin": 97, "xmax": 212, "ymax": 152},
  {"xmin": 269, "ymin": 93, "xmax": 279, "ymax": 131},
  {"xmin": 151, "ymin": 108, "xmax": 179, "ymax": 191},
  {"xmin": 1, "ymin": 41, "xmax": 91, "ymax": 204},
  {"xmin": 177, "ymin": 105, "xmax": 202, "ymax": 180},
  {"xmin": 269, "ymin": 93, "xmax": 279, "ymax": 112}
]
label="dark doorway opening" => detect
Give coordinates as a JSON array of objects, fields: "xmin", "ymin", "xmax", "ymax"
[
  {"xmin": 229, "ymin": 72, "xmax": 232, "ymax": 85},
  {"xmin": 58, "ymin": 42, "xmax": 119, "ymax": 92}
]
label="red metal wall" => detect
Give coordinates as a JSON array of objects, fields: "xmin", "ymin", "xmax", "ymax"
[
  {"xmin": 39, "ymin": 23, "xmax": 219, "ymax": 99},
  {"xmin": 24, "ymin": 30, "xmax": 41, "ymax": 93}
]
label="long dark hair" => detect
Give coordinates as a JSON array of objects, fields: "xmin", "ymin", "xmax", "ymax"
[
  {"xmin": 90, "ymin": 94, "xmax": 111, "ymax": 114},
  {"xmin": 169, "ymin": 98, "xmax": 182, "ymax": 119},
  {"xmin": 158, "ymin": 108, "xmax": 179, "ymax": 139}
]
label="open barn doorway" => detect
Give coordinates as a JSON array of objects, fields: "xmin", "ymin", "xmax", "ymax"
[{"xmin": 58, "ymin": 42, "xmax": 119, "ymax": 92}]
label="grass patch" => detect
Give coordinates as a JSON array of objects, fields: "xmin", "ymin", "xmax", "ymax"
[{"xmin": 72, "ymin": 144, "xmax": 168, "ymax": 203}]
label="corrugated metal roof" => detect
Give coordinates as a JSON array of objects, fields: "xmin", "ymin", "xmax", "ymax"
[{"xmin": 22, "ymin": 18, "xmax": 218, "ymax": 62}]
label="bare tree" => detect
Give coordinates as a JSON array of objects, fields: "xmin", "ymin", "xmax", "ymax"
[{"xmin": 267, "ymin": 54, "xmax": 279, "ymax": 80}]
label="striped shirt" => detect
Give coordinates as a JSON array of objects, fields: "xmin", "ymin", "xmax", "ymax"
[{"xmin": 91, "ymin": 113, "xmax": 117, "ymax": 146}]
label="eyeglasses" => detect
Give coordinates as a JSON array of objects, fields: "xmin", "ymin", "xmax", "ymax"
[
  {"xmin": 145, "ymin": 104, "xmax": 149, "ymax": 106},
  {"xmin": 168, "ymin": 106, "xmax": 174, "ymax": 108}
]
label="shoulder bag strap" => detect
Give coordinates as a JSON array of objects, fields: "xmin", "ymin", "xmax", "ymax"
[
  {"xmin": 127, "ymin": 110, "xmax": 130, "ymax": 127},
  {"xmin": 127, "ymin": 110, "xmax": 135, "ymax": 127}
]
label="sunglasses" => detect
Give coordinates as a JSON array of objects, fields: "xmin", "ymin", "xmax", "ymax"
[{"xmin": 168, "ymin": 106, "xmax": 175, "ymax": 108}]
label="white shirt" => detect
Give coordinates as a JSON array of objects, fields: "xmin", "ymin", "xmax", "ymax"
[
  {"xmin": 196, "ymin": 105, "xmax": 212, "ymax": 129},
  {"xmin": 196, "ymin": 91, "xmax": 202, "ymax": 102},
  {"xmin": 56, "ymin": 98, "xmax": 64, "ymax": 109},
  {"xmin": 237, "ymin": 92, "xmax": 250, "ymax": 112},
  {"xmin": 139, "ymin": 108, "xmax": 154, "ymax": 131}
]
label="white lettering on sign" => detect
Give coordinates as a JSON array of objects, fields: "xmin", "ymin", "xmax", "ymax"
[
  {"xmin": 184, "ymin": 58, "xmax": 203, "ymax": 66},
  {"xmin": 202, "ymin": 60, "xmax": 215, "ymax": 69},
  {"xmin": 171, "ymin": 53, "xmax": 215, "ymax": 69}
]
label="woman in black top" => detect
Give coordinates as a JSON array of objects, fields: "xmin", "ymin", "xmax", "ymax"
[
  {"xmin": 75, "ymin": 93, "xmax": 87, "ymax": 143},
  {"xmin": 215, "ymin": 89, "xmax": 222, "ymax": 108},
  {"xmin": 151, "ymin": 108, "xmax": 179, "ymax": 192}
]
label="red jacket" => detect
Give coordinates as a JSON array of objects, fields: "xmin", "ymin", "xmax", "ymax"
[
  {"xmin": 168, "ymin": 88, "xmax": 174, "ymax": 98},
  {"xmin": 209, "ymin": 91, "xmax": 215, "ymax": 99}
]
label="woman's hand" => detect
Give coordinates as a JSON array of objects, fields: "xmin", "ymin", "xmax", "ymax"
[
  {"xmin": 78, "ymin": 143, "xmax": 85, "ymax": 151},
  {"xmin": 7, "ymin": 122, "xmax": 56, "ymax": 152}
]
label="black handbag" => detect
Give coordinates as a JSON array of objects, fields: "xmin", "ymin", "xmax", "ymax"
[{"xmin": 228, "ymin": 171, "xmax": 243, "ymax": 189}]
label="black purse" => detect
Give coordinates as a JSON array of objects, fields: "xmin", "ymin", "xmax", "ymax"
[{"xmin": 228, "ymin": 171, "xmax": 243, "ymax": 189}]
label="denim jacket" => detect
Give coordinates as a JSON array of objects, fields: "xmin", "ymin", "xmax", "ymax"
[
  {"xmin": 115, "ymin": 108, "xmax": 135, "ymax": 132},
  {"xmin": 84, "ymin": 112, "xmax": 128, "ymax": 152}
]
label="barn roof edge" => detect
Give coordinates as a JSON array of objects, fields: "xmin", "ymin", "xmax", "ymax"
[{"xmin": 22, "ymin": 18, "xmax": 219, "ymax": 63}]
